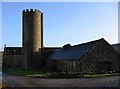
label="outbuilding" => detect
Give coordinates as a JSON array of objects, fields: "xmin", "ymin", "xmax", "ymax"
[{"xmin": 46, "ymin": 38, "xmax": 120, "ymax": 73}]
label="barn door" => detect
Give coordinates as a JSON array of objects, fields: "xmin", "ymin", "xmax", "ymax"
[{"xmin": 96, "ymin": 62, "xmax": 111, "ymax": 73}]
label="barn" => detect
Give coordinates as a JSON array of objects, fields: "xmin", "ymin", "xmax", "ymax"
[{"xmin": 46, "ymin": 38, "xmax": 120, "ymax": 73}]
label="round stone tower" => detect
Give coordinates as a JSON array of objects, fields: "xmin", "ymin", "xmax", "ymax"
[{"xmin": 22, "ymin": 9, "xmax": 43, "ymax": 69}]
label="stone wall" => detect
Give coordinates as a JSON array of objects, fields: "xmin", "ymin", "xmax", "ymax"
[
  {"xmin": 4, "ymin": 55, "xmax": 22, "ymax": 68},
  {"xmin": 46, "ymin": 60, "xmax": 83, "ymax": 73},
  {"xmin": 81, "ymin": 39, "xmax": 120, "ymax": 73},
  {"xmin": 76, "ymin": 39, "xmax": 119, "ymax": 73}
]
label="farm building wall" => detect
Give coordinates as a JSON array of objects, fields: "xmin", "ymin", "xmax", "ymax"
[
  {"xmin": 3, "ymin": 47, "xmax": 22, "ymax": 68},
  {"xmin": 4, "ymin": 55, "xmax": 22, "ymax": 68},
  {"xmin": 3, "ymin": 47, "xmax": 61, "ymax": 68},
  {"xmin": 46, "ymin": 60, "xmax": 83, "ymax": 73},
  {"xmin": 79, "ymin": 39, "xmax": 120, "ymax": 73}
]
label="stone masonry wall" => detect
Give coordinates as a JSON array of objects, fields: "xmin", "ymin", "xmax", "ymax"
[{"xmin": 5, "ymin": 55, "xmax": 22, "ymax": 67}]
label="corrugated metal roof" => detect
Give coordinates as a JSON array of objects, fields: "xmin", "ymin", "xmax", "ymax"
[{"xmin": 49, "ymin": 39, "xmax": 102, "ymax": 60}]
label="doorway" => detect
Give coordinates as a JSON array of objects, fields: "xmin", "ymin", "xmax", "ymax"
[{"xmin": 96, "ymin": 62, "xmax": 111, "ymax": 73}]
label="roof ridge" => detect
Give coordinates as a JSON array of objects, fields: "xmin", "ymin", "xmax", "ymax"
[{"xmin": 71, "ymin": 38, "xmax": 103, "ymax": 47}]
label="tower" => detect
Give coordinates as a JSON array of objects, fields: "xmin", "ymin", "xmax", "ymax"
[{"xmin": 22, "ymin": 9, "xmax": 43, "ymax": 69}]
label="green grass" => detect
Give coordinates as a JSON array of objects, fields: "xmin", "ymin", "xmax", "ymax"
[
  {"xmin": 2, "ymin": 68, "xmax": 55, "ymax": 78},
  {"xmin": 2, "ymin": 68, "xmax": 120, "ymax": 78},
  {"xmin": 3, "ymin": 68, "xmax": 42, "ymax": 76},
  {"xmin": 26, "ymin": 74, "xmax": 49, "ymax": 77},
  {"xmin": 79, "ymin": 73, "xmax": 119, "ymax": 78}
]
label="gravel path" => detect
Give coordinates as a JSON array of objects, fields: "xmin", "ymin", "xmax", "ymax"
[{"xmin": 2, "ymin": 73, "xmax": 120, "ymax": 88}]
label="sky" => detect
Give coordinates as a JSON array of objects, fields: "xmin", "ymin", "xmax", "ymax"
[{"xmin": 1, "ymin": 2, "xmax": 119, "ymax": 50}]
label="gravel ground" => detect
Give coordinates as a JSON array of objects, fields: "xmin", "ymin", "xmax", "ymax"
[{"xmin": 2, "ymin": 73, "xmax": 120, "ymax": 88}]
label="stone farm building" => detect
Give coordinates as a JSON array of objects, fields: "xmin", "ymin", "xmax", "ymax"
[
  {"xmin": 46, "ymin": 38, "xmax": 120, "ymax": 73},
  {"xmin": 3, "ymin": 38, "xmax": 120, "ymax": 73}
]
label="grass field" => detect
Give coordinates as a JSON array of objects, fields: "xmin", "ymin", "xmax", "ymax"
[{"xmin": 2, "ymin": 68, "xmax": 120, "ymax": 78}]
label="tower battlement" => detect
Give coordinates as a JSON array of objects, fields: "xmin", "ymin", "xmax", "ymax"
[{"xmin": 22, "ymin": 9, "xmax": 41, "ymax": 13}]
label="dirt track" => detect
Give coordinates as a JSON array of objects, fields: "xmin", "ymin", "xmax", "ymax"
[{"xmin": 2, "ymin": 73, "xmax": 120, "ymax": 87}]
